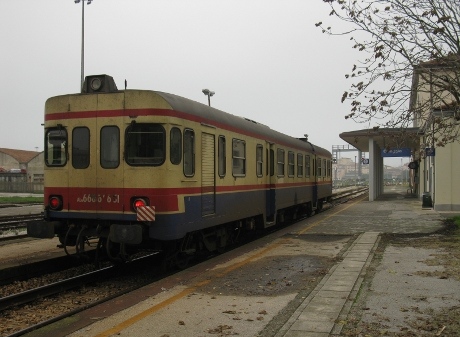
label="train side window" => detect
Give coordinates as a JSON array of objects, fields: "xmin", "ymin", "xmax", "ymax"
[
  {"xmin": 72, "ymin": 127, "xmax": 90, "ymax": 169},
  {"xmin": 328, "ymin": 159, "xmax": 332, "ymax": 177},
  {"xmin": 288, "ymin": 151, "xmax": 295, "ymax": 177},
  {"xmin": 277, "ymin": 148, "xmax": 285, "ymax": 177},
  {"xmin": 256, "ymin": 144, "xmax": 263, "ymax": 177},
  {"xmin": 101, "ymin": 126, "xmax": 120, "ymax": 169},
  {"xmin": 125, "ymin": 123, "xmax": 165, "ymax": 166},
  {"xmin": 218, "ymin": 136, "xmax": 226, "ymax": 177},
  {"xmin": 323, "ymin": 159, "xmax": 327, "ymax": 177},
  {"xmin": 170, "ymin": 127, "xmax": 182, "ymax": 165},
  {"xmin": 297, "ymin": 153, "xmax": 303, "ymax": 177},
  {"xmin": 305, "ymin": 155, "xmax": 310, "ymax": 177},
  {"xmin": 45, "ymin": 128, "xmax": 68, "ymax": 167},
  {"xmin": 183, "ymin": 129, "xmax": 195, "ymax": 176},
  {"xmin": 317, "ymin": 158, "xmax": 322, "ymax": 177},
  {"xmin": 232, "ymin": 139, "xmax": 246, "ymax": 177}
]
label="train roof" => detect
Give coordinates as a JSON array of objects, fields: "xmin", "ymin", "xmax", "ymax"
[{"xmin": 154, "ymin": 91, "xmax": 330, "ymax": 156}]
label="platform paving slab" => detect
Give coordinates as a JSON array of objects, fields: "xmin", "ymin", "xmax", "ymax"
[{"xmin": 274, "ymin": 232, "xmax": 380, "ymax": 337}]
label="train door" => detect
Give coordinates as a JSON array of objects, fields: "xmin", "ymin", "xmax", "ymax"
[
  {"xmin": 266, "ymin": 142, "xmax": 276, "ymax": 224},
  {"xmin": 201, "ymin": 132, "xmax": 216, "ymax": 216}
]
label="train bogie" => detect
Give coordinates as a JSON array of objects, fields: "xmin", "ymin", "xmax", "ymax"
[{"xmin": 28, "ymin": 74, "xmax": 332, "ymax": 264}]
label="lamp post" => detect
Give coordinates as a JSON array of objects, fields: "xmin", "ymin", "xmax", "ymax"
[
  {"xmin": 202, "ymin": 89, "xmax": 215, "ymax": 106},
  {"xmin": 74, "ymin": 0, "xmax": 93, "ymax": 90}
]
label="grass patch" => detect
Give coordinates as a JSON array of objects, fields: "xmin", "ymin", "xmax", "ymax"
[
  {"xmin": 0, "ymin": 196, "xmax": 43, "ymax": 204},
  {"xmin": 454, "ymin": 216, "xmax": 460, "ymax": 228}
]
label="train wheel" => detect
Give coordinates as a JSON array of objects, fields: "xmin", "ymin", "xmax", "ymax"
[
  {"xmin": 174, "ymin": 252, "xmax": 191, "ymax": 270},
  {"xmin": 306, "ymin": 203, "xmax": 313, "ymax": 217},
  {"xmin": 316, "ymin": 200, "xmax": 324, "ymax": 213}
]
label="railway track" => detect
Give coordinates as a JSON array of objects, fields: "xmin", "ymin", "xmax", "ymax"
[
  {"xmin": 0, "ymin": 214, "xmax": 42, "ymax": 242},
  {"xmin": 0, "ymin": 253, "xmax": 161, "ymax": 337}
]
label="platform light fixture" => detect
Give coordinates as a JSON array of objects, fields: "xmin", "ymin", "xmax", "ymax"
[
  {"xmin": 202, "ymin": 89, "xmax": 215, "ymax": 107},
  {"xmin": 74, "ymin": 0, "xmax": 94, "ymax": 90}
]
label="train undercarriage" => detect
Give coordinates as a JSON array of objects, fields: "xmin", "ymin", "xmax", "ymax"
[{"xmin": 52, "ymin": 199, "xmax": 325, "ymax": 269}]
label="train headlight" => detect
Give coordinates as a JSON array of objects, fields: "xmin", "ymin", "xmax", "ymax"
[
  {"xmin": 90, "ymin": 77, "xmax": 103, "ymax": 91},
  {"xmin": 49, "ymin": 195, "xmax": 63, "ymax": 210},
  {"xmin": 131, "ymin": 197, "xmax": 149, "ymax": 212}
]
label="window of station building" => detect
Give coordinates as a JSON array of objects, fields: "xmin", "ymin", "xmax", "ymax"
[
  {"xmin": 101, "ymin": 126, "xmax": 119, "ymax": 169},
  {"xmin": 218, "ymin": 136, "xmax": 226, "ymax": 177},
  {"xmin": 297, "ymin": 153, "xmax": 303, "ymax": 177},
  {"xmin": 125, "ymin": 123, "xmax": 165, "ymax": 166},
  {"xmin": 256, "ymin": 144, "xmax": 263, "ymax": 177},
  {"xmin": 45, "ymin": 128, "xmax": 68, "ymax": 167},
  {"xmin": 277, "ymin": 148, "xmax": 285, "ymax": 177},
  {"xmin": 170, "ymin": 127, "xmax": 182, "ymax": 165},
  {"xmin": 72, "ymin": 127, "xmax": 90, "ymax": 169},
  {"xmin": 184, "ymin": 129, "xmax": 195, "ymax": 176},
  {"xmin": 288, "ymin": 151, "xmax": 295, "ymax": 177},
  {"xmin": 232, "ymin": 139, "xmax": 246, "ymax": 177},
  {"xmin": 305, "ymin": 155, "xmax": 311, "ymax": 177}
]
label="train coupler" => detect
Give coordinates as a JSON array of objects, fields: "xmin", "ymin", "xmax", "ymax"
[{"xmin": 109, "ymin": 224, "xmax": 143, "ymax": 245}]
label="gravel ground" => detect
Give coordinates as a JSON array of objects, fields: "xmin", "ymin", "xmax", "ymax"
[{"xmin": 340, "ymin": 221, "xmax": 460, "ymax": 337}]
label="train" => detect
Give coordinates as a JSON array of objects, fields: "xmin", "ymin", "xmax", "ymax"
[{"xmin": 27, "ymin": 74, "xmax": 332, "ymax": 266}]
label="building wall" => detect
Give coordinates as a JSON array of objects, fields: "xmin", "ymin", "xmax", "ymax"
[
  {"xmin": 434, "ymin": 136, "xmax": 460, "ymax": 211},
  {"xmin": 412, "ymin": 62, "xmax": 459, "ymax": 212},
  {"xmin": 0, "ymin": 152, "xmax": 18, "ymax": 170},
  {"xmin": 26, "ymin": 153, "xmax": 45, "ymax": 182}
]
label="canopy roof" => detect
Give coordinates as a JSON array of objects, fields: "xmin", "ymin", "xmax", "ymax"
[{"xmin": 339, "ymin": 128, "xmax": 420, "ymax": 152}]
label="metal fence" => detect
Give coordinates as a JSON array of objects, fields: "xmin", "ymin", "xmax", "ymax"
[{"xmin": 0, "ymin": 182, "xmax": 44, "ymax": 194}]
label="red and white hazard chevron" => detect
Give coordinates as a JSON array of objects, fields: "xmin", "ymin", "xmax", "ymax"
[{"xmin": 137, "ymin": 206, "xmax": 156, "ymax": 222}]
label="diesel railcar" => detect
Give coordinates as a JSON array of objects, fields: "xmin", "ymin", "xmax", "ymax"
[{"xmin": 28, "ymin": 74, "xmax": 332, "ymax": 264}]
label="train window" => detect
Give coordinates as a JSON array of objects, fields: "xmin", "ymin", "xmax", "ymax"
[
  {"xmin": 101, "ymin": 126, "xmax": 120, "ymax": 169},
  {"xmin": 323, "ymin": 159, "xmax": 327, "ymax": 177},
  {"xmin": 125, "ymin": 123, "xmax": 165, "ymax": 166},
  {"xmin": 277, "ymin": 148, "xmax": 285, "ymax": 177},
  {"xmin": 184, "ymin": 129, "xmax": 195, "ymax": 176},
  {"xmin": 232, "ymin": 139, "xmax": 246, "ymax": 177},
  {"xmin": 45, "ymin": 128, "xmax": 67, "ymax": 167},
  {"xmin": 288, "ymin": 151, "xmax": 295, "ymax": 177},
  {"xmin": 317, "ymin": 158, "xmax": 322, "ymax": 177},
  {"xmin": 256, "ymin": 145, "xmax": 263, "ymax": 177},
  {"xmin": 170, "ymin": 127, "xmax": 182, "ymax": 165},
  {"xmin": 328, "ymin": 160, "xmax": 332, "ymax": 177},
  {"xmin": 72, "ymin": 127, "xmax": 90, "ymax": 169},
  {"xmin": 297, "ymin": 153, "xmax": 303, "ymax": 177},
  {"xmin": 305, "ymin": 155, "xmax": 311, "ymax": 177},
  {"xmin": 218, "ymin": 136, "xmax": 226, "ymax": 177}
]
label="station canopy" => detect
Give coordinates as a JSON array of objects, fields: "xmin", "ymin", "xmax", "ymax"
[{"xmin": 339, "ymin": 127, "xmax": 420, "ymax": 153}]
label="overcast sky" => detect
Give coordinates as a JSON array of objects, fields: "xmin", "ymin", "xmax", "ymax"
[{"xmin": 1, "ymin": 0, "xmax": 403, "ymax": 164}]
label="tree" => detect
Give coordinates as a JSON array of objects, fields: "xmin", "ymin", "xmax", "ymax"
[{"xmin": 317, "ymin": 0, "xmax": 460, "ymax": 149}]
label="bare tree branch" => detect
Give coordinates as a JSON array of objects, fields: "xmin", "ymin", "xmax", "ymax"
[{"xmin": 318, "ymin": 0, "xmax": 460, "ymax": 150}]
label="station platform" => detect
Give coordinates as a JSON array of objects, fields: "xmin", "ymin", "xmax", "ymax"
[{"xmin": 20, "ymin": 186, "xmax": 457, "ymax": 337}]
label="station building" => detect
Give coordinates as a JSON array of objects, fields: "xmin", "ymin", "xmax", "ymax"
[
  {"xmin": 340, "ymin": 56, "xmax": 459, "ymax": 213},
  {"xmin": 0, "ymin": 148, "xmax": 44, "ymax": 192}
]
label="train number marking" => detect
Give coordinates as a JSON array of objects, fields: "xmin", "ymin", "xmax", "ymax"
[{"xmin": 77, "ymin": 194, "xmax": 120, "ymax": 203}]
